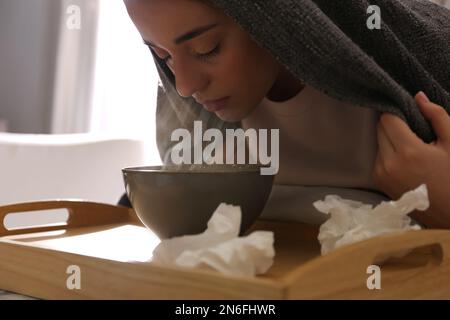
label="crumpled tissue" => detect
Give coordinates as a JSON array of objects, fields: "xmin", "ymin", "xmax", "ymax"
[
  {"xmin": 313, "ymin": 184, "xmax": 429, "ymax": 255},
  {"xmin": 152, "ymin": 203, "xmax": 275, "ymax": 277}
]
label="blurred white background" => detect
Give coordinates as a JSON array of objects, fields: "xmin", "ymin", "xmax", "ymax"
[
  {"xmin": 52, "ymin": 0, "xmax": 161, "ymax": 165},
  {"xmin": 0, "ymin": 0, "xmax": 162, "ymax": 164},
  {"xmin": 0, "ymin": 0, "xmax": 161, "ymax": 208}
]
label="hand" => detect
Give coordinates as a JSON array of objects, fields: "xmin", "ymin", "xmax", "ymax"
[{"xmin": 373, "ymin": 92, "xmax": 450, "ymax": 228}]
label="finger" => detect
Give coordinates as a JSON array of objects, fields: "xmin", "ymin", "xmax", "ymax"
[
  {"xmin": 415, "ymin": 92, "xmax": 450, "ymax": 143},
  {"xmin": 380, "ymin": 113, "xmax": 423, "ymax": 149}
]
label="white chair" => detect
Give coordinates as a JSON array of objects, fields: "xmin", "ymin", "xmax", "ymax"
[{"xmin": 0, "ymin": 133, "xmax": 152, "ymax": 206}]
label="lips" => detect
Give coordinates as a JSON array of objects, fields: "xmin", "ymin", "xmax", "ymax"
[{"xmin": 200, "ymin": 97, "xmax": 230, "ymax": 112}]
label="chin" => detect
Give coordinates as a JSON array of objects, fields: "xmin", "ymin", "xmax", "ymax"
[
  {"xmin": 215, "ymin": 103, "xmax": 257, "ymax": 123},
  {"xmin": 214, "ymin": 110, "xmax": 246, "ymax": 123}
]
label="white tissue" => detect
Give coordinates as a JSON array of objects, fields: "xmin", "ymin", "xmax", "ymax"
[
  {"xmin": 313, "ymin": 184, "xmax": 429, "ymax": 255},
  {"xmin": 152, "ymin": 203, "xmax": 275, "ymax": 277}
]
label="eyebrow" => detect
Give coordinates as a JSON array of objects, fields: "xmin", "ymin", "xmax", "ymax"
[{"xmin": 143, "ymin": 23, "xmax": 219, "ymax": 48}]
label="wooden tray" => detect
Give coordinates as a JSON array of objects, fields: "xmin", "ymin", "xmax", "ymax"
[{"xmin": 1, "ymin": 200, "xmax": 450, "ymax": 299}]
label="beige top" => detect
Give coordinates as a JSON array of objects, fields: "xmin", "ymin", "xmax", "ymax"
[{"xmin": 241, "ymin": 85, "xmax": 389, "ymax": 224}]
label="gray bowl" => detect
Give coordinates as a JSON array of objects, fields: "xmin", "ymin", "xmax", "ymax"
[{"xmin": 122, "ymin": 165, "xmax": 274, "ymax": 239}]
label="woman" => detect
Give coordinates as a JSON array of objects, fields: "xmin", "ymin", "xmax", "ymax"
[{"xmin": 121, "ymin": 0, "xmax": 450, "ymax": 228}]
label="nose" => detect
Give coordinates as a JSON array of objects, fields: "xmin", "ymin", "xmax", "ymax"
[{"xmin": 172, "ymin": 60, "xmax": 209, "ymax": 98}]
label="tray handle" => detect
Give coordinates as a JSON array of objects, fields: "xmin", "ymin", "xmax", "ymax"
[
  {"xmin": 358, "ymin": 229, "xmax": 450, "ymax": 266},
  {"xmin": 0, "ymin": 200, "xmax": 139, "ymax": 237},
  {"xmin": 283, "ymin": 229, "xmax": 450, "ymax": 295}
]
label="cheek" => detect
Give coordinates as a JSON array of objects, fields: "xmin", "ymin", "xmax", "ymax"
[
  {"xmin": 214, "ymin": 54, "xmax": 248, "ymax": 89},
  {"xmin": 218, "ymin": 45, "xmax": 277, "ymax": 92}
]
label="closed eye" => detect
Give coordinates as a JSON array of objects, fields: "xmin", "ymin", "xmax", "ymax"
[
  {"xmin": 155, "ymin": 43, "xmax": 221, "ymax": 64},
  {"xmin": 195, "ymin": 44, "xmax": 221, "ymax": 60}
]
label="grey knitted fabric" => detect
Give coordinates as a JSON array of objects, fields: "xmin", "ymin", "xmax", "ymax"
[{"xmin": 152, "ymin": 0, "xmax": 450, "ymax": 163}]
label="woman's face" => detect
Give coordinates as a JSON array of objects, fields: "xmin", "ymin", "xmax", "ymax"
[{"xmin": 124, "ymin": 0, "xmax": 286, "ymax": 122}]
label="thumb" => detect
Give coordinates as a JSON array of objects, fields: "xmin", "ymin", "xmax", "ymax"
[{"xmin": 415, "ymin": 91, "xmax": 450, "ymax": 143}]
